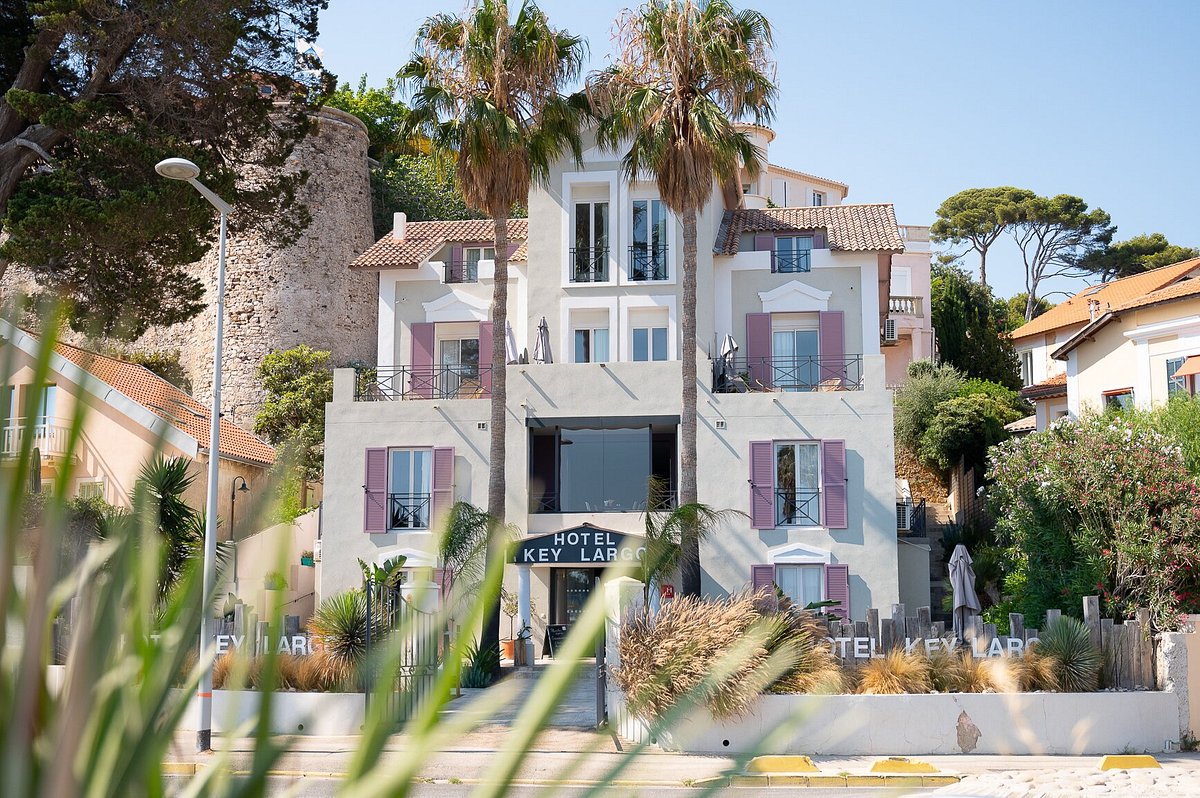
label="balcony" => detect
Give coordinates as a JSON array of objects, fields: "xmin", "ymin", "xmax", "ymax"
[
  {"xmin": 771, "ymin": 250, "xmax": 811, "ymax": 274},
  {"xmin": 628, "ymin": 245, "xmax": 669, "ymax": 281},
  {"xmin": 388, "ymin": 493, "xmax": 430, "ymax": 530},
  {"xmin": 889, "ymin": 296, "xmax": 923, "ymax": 316},
  {"xmin": 354, "ymin": 365, "xmax": 492, "ymax": 401},
  {"xmin": 530, "ymin": 485, "xmax": 677, "ymax": 514},
  {"xmin": 776, "ymin": 489, "xmax": 820, "ymax": 526},
  {"xmin": 713, "ymin": 355, "xmax": 865, "ymax": 393},
  {"xmin": 569, "ymin": 247, "xmax": 608, "ymax": 283},
  {"xmin": 1, "ymin": 422, "xmax": 71, "ymax": 458},
  {"xmin": 444, "ymin": 259, "xmax": 478, "ymax": 284}
]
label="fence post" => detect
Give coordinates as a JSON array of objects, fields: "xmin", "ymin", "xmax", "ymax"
[{"xmin": 1083, "ymin": 596, "xmax": 1102, "ymax": 651}]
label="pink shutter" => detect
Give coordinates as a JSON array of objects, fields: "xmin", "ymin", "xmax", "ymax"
[
  {"xmin": 364, "ymin": 448, "xmax": 388, "ymax": 533},
  {"xmin": 822, "ymin": 439, "xmax": 848, "ymax": 529},
  {"xmin": 411, "ymin": 322, "xmax": 436, "ymax": 398},
  {"xmin": 449, "ymin": 245, "xmax": 464, "ymax": 282},
  {"xmin": 824, "ymin": 564, "xmax": 850, "ymax": 620},
  {"xmin": 818, "ymin": 310, "xmax": 845, "ymax": 386},
  {"xmin": 503, "ymin": 242, "xmax": 520, "ymax": 260},
  {"xmin": 749, "ymin": 440, "xmax": 775, "ymax": 529},
  {"xmin": 751, "ymin": 564, "xmax": 776, "ymax": 594},
  {"xmin": 431, "ymin": 447, "xmax": 454, "ymax": 528},
  {"xmin": 753, "ymin": 234, "xmax": 774, "ymax": 252},
  {"xmin": 813, "ymin": 231, "xmax": 827, "ymax": 250},
  {"xmin": 745, "ymin": 312, "xmax": 773, "ymax": 389},
  {"xmin": 432, "ymin": 567, "xmax": 449, "ymax": 606},
  {"xmin": 478, "ymin": 321, "xmax": 493, "ymax": 397}
]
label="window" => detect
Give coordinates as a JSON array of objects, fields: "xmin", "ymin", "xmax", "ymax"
[
  {"xmin": 891, "ymin": 266, "xmax": 913, "ymax": 297},
  {"xmin": 440, "ymin": 337, "xmax": 480, "ymax": 396},
  {"xmin": 459, "ymin": 246, "xmax": 494, "ymax": 282},
  {"xmin": 630, "ymin": 199, "xmax": 669, "ymax": 280},
  {"xmin": 1103, "ymin": 388, "xmax": 1134, "ymax": 411},
  {"xmin": 772, "ymin": 314, "xmax": 820, "ymax": 391},
  {"xmin": 776, "ymin": 564, "xmax": 824, "ymax": 608},
  {"xmin": 572, "ymin": 201, "xmax": 609, "ymax": 282},
  {"xmin": 632, "ymin": 327, "xmax": 668, "ymax": 362},
  {"xmin": 530, "ymin": 423, "xmax": 676, "ymax": 513},
  {"xmin": 77, "ymin": 479, "xmax": 106, "ymax": 501},
  {"xmin": 1020, "ymin": 351, "xmax": 1034, "ymax": 387},
  {"xmin": 772, "ymin": 235, "xmax": 812, "ymax": 273},
  {"xmin": 1167, "ymin": 357, "xmax": 1191, "ymax": 396},
  {"xmin": 388, "ymin": 448, "xmax": 431, "ymax": 529},
  {"xmin": 812, "ymin": 191, "xmax": 825, "ymax": 206},
  {"xmin": 775, "ymin": 441, "xmax": 821, "ymax": 526},
  {"xmin": 574, "ymin": 328, "xmax": 609, "ymax": 363}
]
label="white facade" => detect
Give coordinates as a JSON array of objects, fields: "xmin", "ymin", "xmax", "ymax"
[{"xmin": 321, "ymin": 127, "xmax": 925, "ymax": 639}]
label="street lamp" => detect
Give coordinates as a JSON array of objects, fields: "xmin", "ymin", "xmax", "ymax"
[
  {"xmin": 155, "ymin": 156, "xmax": 233, "ymax": 753},
  {"xmin": 230, "ymin": 476, "xmax": 250, "ymax": 585}
]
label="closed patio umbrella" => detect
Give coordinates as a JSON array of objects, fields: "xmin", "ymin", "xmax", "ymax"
[
  {"xmin": 532, "ymin": 316, "xmax": 553, "ymax": 364},
  {"xmin": 718, "ymin": 334, "xmax": 739, "ymax": 390},
  {"xmin": 505, "ymin": 320, "xmax": 519, "ymax": 365},
  {"xmin": 949, "ymin": 544, "xmax": 982, "ymax": 642}
]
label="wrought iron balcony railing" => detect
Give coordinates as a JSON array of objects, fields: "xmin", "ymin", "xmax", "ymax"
[
  {"xmin": 529, "ymin": 485, "xmax": 678, "ymax": 513},
  {"xmin": 444, "ymin": 259, "xmax": 478, "ymax": 284},
  {"xmin": 569, "ymin": 247, "xmax": 609, "ymax": 282},
  {"xmin": 712, "ymin": 355, "xmax": 864, "ymax": 393},
  {"xmin": 389, "ymin": 493, "xmax": 431, "ymax": 530},
  {"xmin": 628, "ymin": 245, "xmax": 669, "ymax": 281},
  {"xmin": 771, "ymin": 250, "xmax": 811, "ymax": 273},
  {"xmin": 355, "ymin": 365, "xmax": 492, "ymax": 401},
  {"xmin": 776, "ymin": 489, "xmax": 821, "ymax": 526}
]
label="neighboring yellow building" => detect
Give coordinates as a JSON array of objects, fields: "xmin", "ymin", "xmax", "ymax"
[
  {"xmin": 1010, "ymin": 257, "xmax": 1200, "ymax": 428},
  {"xmin": 1, "ymin": 320, "xmax": 275, "ymax": 540}
]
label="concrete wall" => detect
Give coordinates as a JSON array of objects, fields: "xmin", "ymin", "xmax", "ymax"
[
  {"xmin": 1157, "ymin": 615, "xmax": 1200, "ymax": 740},
  {"xmin": 897, "ymin": 538, "xmax": 932, "ymax": 609},
  {"xmin": 174, "ymin": 689, "xmax": 365, "ymax": 736},
  {"xmin": 221, "ymin": 508, "xmax": 319, "ymax": 623}
]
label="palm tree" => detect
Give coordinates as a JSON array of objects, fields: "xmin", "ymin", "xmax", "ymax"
[
  {"xmin": 402, "ymin": 1, "xmax": 587, "ymax": 670},
  {"xmin": 590, "ymin": 0, "xmax": 776, "ymax": 596},
  {"xmin": 131, "ymin": 455, "xmax": 204, "ymax": 595},
  {"xmin": 640, "ymin": 478, "xmax": 744, "ymax": 608}
]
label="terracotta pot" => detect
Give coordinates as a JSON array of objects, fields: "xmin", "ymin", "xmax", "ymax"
[{"xmin": 500, "ymin": 639, "xmax": 516, "ymax": 660}]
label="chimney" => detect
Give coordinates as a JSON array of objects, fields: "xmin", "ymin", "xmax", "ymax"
[
  {"xmin": 392, "ymin": 212, "xmax": 407, "ymax": 241},
  {"xmin": 1088, "ymin": 299, "xmax": 1100, "ymax": 320}
]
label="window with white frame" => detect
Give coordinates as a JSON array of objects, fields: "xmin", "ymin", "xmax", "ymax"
[
  {"xmin": 572, "ymin": 309, "xmax": 610, "ymax": 363},
  {"xmin": 630, "ymin": 307, "xmax": 670, "ymax": 362},
  {"xmin": 388, "ymin": 448, "xmax": 431, "ymax": 530},
  {"xmin": 1103, "ymin": 388, "xmax": 1134, "ymax": 411},
  {"xmin": 630, "ymin": 199, "xmax": 669, "ymax": 280},
  {"xmin": 461, "ymin": 246, "xmax": 494, "ymax": 281},
  {"xmin": 439, "ymin": 337, "xmax": 480, "ymax": 396},
  {"xmin": 772, "ymin": 235, "xmax": 813, "ymax": 273},
  {"xmin": 812, "ymin": 191, "xmax": 825, "ymax": 206},
  {"xmin": 774, "ymin": 441, "xmax": 821, "ymax": 526},
  {"xmin": 1020, "ymin": 351, "xmax": 1034, "ymax": 387},
  {"xmin": 775, "ymin": 563, "xmax": 824, "ymax": 608},
  {"xmin": 1167, "ymin": 357, "xmax": 1192, "ymax": 396},
  {"xmin": 572, "ymin": 200, "xmax": 609, "ymax": 282},
  {"xmin": 771, "ymin": 313, "xmax": 820, "ymax": 391},
  {"xmin": 77, "ymin": 479, "xmax": 106, "ymax": 501}
]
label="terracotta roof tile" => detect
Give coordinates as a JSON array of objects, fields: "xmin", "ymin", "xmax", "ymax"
[
  {"xmin": 53, "ymin": 343, "xmax": 276, "ymax": 466},
  {"xmin": 1112, "ymin": 273, "xmax": 1200, "ymax": 312},
  {"xmin": 1011, "ymin": 258, "xmax": 1200, "ymax": 341},
  {"xmin": 1019, "ymin": 372, "xmax": 1067, "ymax": 400},
  {"xmin": 715, "ymin": 204, "xmax": 904, "ymax": 255},
  {"xmin": 351, "ymin": 218, "xmax": 529, "ymax": 270}
]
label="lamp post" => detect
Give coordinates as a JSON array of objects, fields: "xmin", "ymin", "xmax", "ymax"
[
  {"xmin": 230, "ymin": 475, "xmax": 249, "ymax": 585},
  {"xmin": 155, "ymin": 156, "xmax": 233, "ymax": 753}
]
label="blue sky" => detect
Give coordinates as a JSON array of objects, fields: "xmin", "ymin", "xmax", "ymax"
[{"xmin": 315, "ymin": 1, "xmax": 1200, "ymax": 301}]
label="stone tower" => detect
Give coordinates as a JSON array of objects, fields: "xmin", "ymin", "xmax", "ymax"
[{"xmin": 129, "ymin": 106, "xmax": 378, "ymax": 429}]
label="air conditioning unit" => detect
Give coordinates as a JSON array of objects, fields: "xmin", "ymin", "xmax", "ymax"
[
  {"xmin": 883, "ymin": 318, "xmax": 898, "ymax": 343},
  {"xmin": 896, "ymin": 501, "xmax": 911, "ymax": 532}
]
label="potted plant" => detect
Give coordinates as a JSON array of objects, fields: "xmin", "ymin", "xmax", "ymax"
[
  {"xmin": 514, "ymin": 622, "xmax": 533, "ymax": 666},
  {"xmin": 500, "ymin": 587, "xmax": 519, "ymax": 661},
  {"xmin": 300, "ymin": 550, "xmax": 314, "ymax": 567}
]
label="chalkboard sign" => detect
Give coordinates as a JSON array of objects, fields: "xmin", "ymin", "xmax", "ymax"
[{"xmin": 543, "ymin": 624, "xmax": 569, "ymax": 657}]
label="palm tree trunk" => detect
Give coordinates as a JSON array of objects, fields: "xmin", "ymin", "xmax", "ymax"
[
  {"xmin": 481, "ymin": 212, "xmax": 508, "ymax": 677},
  {"xmin": 679, "ymin": 208, "xmax": 701, "ymax": 597}
]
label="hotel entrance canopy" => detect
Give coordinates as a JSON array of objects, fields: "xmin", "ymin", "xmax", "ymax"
[{"xmin": 510, "ymin": 523, "xmax": 646, "ymax": 566}]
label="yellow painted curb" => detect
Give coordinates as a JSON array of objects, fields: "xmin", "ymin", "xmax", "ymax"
[
  {"xmin": 745, "ymin": 755, "xmax": 819, "ymax": 773},
  {"xmin": 161, "ymin": 763, "xmax": 196, "ymax": 776},
  {"xmin": 1099, "ymin": 754, "xmax": 1161, "ymax": 770},
  {"xmin": 691, "ymin": 776, "xmax": 730, "ymax": 788},
  {"xmin": 805, "ymin": 775, "xmax": 849, "ymax": 787},
  {"xmin": 870, "ymin": 756, "xmax": 939, "ymax": 774},
  {"xmin": 729, "ymin": 774, "xmax": 770, "ymax": 787}
]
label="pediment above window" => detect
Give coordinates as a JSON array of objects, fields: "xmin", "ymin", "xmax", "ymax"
[
  {"xmin": 758, "ymin": 281, "xmax": 832, "ymax": 314},
  {"xmin": 422, "ymin": 291, "xmax": 489, "ymax": 322},
  {"xmin": 768, "ymin": 543, "xmax": 832, "ymax": 565}
]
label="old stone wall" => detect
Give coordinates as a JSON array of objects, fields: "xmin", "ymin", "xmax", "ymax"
[{"xmin": 2, "ymin": 106, "xmax": 378, "ymax": 431}]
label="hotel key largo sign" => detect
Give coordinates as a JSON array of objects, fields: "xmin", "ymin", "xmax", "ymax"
[{"xmin": 511, "ymin": 525, "xmax": 646, "ymax": 566}]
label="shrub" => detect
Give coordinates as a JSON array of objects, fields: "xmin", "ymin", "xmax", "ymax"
[
  {"xmin": 1011, "ymin": 647, "xmax": 1057, "ymax": 692},
  {"xmin": 894, "ymin": 360, "xmax": 964, "ymax": 454},
  {"xmin": 308, "ymin": 590, "xmax": 384, "ymax": 685},
  {"xmin": 857, "ymin": 650, "xmax": 932, "ymax": 694},
  {"xmin": 460, "ymin": 642, "xmax": 499, "ymax": 688},
  {"xmin": 1036, "ymin": 617, "xmax": 1101, "ymax": 692}
]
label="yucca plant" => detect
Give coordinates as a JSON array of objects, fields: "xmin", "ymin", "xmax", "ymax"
[
  {"xmin": 1036, "ymin": 616, "xmax": 1101, "ymax": 692},
  {"xmin": 308, "ymin": 589, "xmax": 385, "ymax": 687}
]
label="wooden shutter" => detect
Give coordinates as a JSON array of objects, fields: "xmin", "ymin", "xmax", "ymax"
[
  {"xmin": 824, "ymin": 564, "xmax": 850, "ymax": 620},
  {"xmin": 753, "ymin": 234, "xmax": 775, "ymax": 252},
  {"xmin": 745, "ymin": 312, "xmax": 773, "ymax": 389},
  {"xmin": 478, "ymin": 321, "xmax": 493, "ymax": 396},
  {"xmin": 411, "ymin": 322, "xmax": 436, "ymax": 398},
  {"xmin": 813, "ymin": 231, "xmax": 827, "ymax": 250},
  {"xmin": 818, "ymin": 310, "xmax": 845, "ymax": 386},
  {"xmin": 363, "ymin": 448, "xmax": 388, "ymax": 533},
  {"xmin": 431, "ymin": 447, "xmax": 455, "ymax": 528},
  {"xmin": 751, "ymin": 564, "xmax": 776, "ymax": 594},
  {"xmin": 822, "ymin": 439, "xmax": 848, "ymax": 529},
  {"xmin": 749, "ymin": 440, "xmax": 775, "ymax": 529},
  {"xmin": 450, "ymin": 244, "xmax": 464, "ymax": 281}
]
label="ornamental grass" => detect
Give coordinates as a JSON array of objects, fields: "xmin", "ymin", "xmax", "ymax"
[{"xmin": 856, "ymin": 649, "xmax": 932, "ymax": 694}]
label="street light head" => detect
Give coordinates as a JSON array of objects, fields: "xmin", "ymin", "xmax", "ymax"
[{"xmin": 155, "ymin": 157, "xmax": 201, "ymax": 181}]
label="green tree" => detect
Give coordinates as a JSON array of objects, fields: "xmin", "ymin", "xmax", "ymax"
[
  {"xmin": 893, "ymin": 360, "xmax": 964, "ymax": 454},
  {"xmin": 590, "ymin": 0, "xmax": 777, "ymax": 597},
  {"xmin": 368, "ymin": 154, "xmax": 487, "ymax": 239},
  {"xmin": 402, "ymin": 0, "xmax": 588, "ymax": 672},
  {"xmin": 1, "ymin": 0, "xmax": 332, "ymax": 339},
  {"xmin": 930, "ymin": 260, "xmax": 1021, "ymax": 389},
  {"xmin": 325, "ymin": 75, "xmax": 412, "ymax": 159},
  {"xmin": 930, "ymin": 187, "xmax": 1035, "ymax": 288},
  {"xmin": 129, "ymin": 455, "xmax": 204, "ymax": 595},
  {"xmin": 1003, "ymin": 293, "xmax": 1052, "ymax": 331},
  {"xmin": 918, "ymin": 392, "xmax": 1023, "ymax": 471},
  {"xmin": 1076, "ymin": 233, "xmax": 1199, "ymax": 281},
  {"xmin": 253, "ymin": 346, "xmax": 333, "ymax": 481},
  {"xmin": 1011, "ymin": 194, "xmax": 1115, "ymax": 322}
]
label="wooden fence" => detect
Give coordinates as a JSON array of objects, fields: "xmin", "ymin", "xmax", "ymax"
[{"xmin": 820, "ymin": 595, "xmax": 1156, "ymax": 690}]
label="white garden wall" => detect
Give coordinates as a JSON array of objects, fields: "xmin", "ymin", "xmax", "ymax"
[{"xmin": 174, "ymin": 689, "xmax": 366, "ymax": 736}]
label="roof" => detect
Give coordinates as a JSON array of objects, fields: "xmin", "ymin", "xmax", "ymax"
[
  {"xmin": 351, "ymin": 218, "xmax": 529, "ymax": 270},
  {"xmin": 714, "ymin": 204, "xmax": 904, "ymax": 256},
  {"xmin": 1011, "ymin": 258, "xmax": 1200, "ymax": 341},
  {"xmin": 52, "ymin": 342, "xmax": 276, "ymax": 465},
  {"xmin": 766, "ymin": 163, "xmax": 850, "ymax": 192},
  {"xmin": 1004, "ymin": 414, "xmax": 1038, "ymax": 434},
  {"xmin": 1019, "ymin": 372, "xmax": 1067, "ymax": 401}
]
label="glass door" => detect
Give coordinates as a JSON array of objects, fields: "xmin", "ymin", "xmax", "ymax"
[
  {"xmin": 573, "ymin": 201, "xmax": 609, "ymax": 281},
  {"xmin": 552, "ymin": 568, "xmax": 599, "ymax": 625},
  {"xmin": 772, "ymin": 329, "xmax": 820, "ymax": 391},
  {"xmin": 440, "ymin": 338, "xmax": 480, "ymax": 397}
]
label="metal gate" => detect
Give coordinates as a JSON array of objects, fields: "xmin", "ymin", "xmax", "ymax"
[{"xmin": 365, "ymin": 580, "xmax": 440, "ymax": 724}]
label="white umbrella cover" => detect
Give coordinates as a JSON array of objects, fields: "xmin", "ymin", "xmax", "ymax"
[
  {"xmin": 532, "ymin": 316, "xmax": 553, "ymax": 364},
  {"xmin": 949, "ymin": 544, "xmax": 982, "ymax": 642},
  {"xmin": 505, "ymin": 320, "xmax": 519, "ymax": 365}
]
